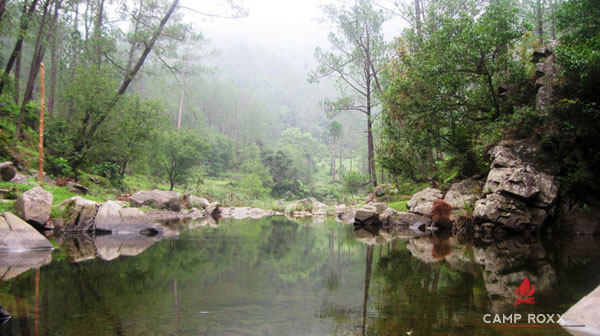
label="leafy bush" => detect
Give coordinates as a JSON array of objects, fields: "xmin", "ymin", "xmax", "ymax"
[
  {"xmin": 46, "ymin": 156, "xmax": 73, "ymax": 178},
  {"xmin": 93, "ymin": 162, "xmax": 122, "ymax": 185},
  {"xmin": 343, "ymin": 171, "xmax": 368, "ymax": 199}
]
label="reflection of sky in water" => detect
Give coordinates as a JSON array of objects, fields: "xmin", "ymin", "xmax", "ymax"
[{"xmin": 0, "ymin": 217, "xmax": 599, "ymax": 335}]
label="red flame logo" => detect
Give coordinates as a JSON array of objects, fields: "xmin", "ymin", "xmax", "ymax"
[{"xmin": 514, "ymin": 276, "xmax": 535, "ymax": 305}]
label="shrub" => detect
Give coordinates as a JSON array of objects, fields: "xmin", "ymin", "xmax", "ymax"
[{"xmin": 45, "ymin": 156, "xmax": 73, "ymax": 178}]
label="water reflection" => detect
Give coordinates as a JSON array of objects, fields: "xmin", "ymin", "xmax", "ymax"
[
  {"xmin": 0, "ymin": 217, "xmax": 598, "ymax": 335},
  {"xmin": 0, "ymin": 251, "xmax": 52, "ymax": 281}
]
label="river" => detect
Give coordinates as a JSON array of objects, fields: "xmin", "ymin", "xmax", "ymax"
[{"xmin": 1, "ymin": 216, "xmax": 599, "ymax": 335}]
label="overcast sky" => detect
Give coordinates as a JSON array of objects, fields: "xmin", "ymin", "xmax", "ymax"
[{"xmin": 180, "ymin": 0, "xmax": 408, "ymax": 67}]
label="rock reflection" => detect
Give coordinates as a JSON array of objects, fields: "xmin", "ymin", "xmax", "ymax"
[
  {"xmin": 0, "ymin": 251, "xmax": 52, "ymax": 281},
  {"xmin": 56, "ymin": 232, "xmax": 164, "ymax": 262}
]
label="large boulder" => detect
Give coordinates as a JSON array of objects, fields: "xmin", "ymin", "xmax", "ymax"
[
  {"xmin": 95, "ymin": 200, "xmax": 161, "ymax": 234},
  {"xmin": 129, "ymin": 190, "xmax": 181, "ymax": 211},
  {"xmin": 444, "ymin": 178, "xmax": 483, "ymax": 210},
  {"xmin": 473, "ymin": 193, "xmax": 547, "ymax": 232},
  {"xmin": 407, "ymin": 187, "xmax": 444, "ymax": 216},
  {"xmin": 13, "ymin": 186, "xmax": 53, "ymax": 225},
  {"xmin": 561, "ymin": 284, "xmax": 600, "ymax": 334},
  {"xmin": 474, "ymin": 143, "xmax": 559, "ymax": 234},
  {"xmin": 484, "ymin": 166, "xmax": 557, "ymax": 208},
  {"xmin": 0, "ymin": 162, "xmax": 16, "ymax": 181},
  {"xmin": 59, "ymin": 196, "xmax": 99, "ymax": 232},
  {"xmin": 354, "ymin": 204, "xmax": 378, "ymax": 222},
  {"xmin": 187, "ymin": 195, "xmax": 209, "ymax": 209},
  {"xmin": 0, "ymin": 212, "xmax": 54, "ymax": 251}
]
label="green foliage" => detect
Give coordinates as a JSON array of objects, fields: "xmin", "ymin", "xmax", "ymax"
[
  {"xmin": 159, "ymin": 129, "xmax": 208, "ymax": 191},
  {"xmin": 380, "ymin": 0, "xmax": 528, "ymax": 183},
  {"xmin": 93, "ymin": 162, "xmax": 123, "ymax": 186},
  {"xmin": 388, "ymin": 200, "xmax": 408, "ymax": 212},
  {"xmin": 238, "ymin": 173, "xmax": 271, "ymax": 199},
  {"xmin": 555, "ymin": 0, "xmax": 600, "ymax": 96},
  {"xmin": 262, "ymin": 150, "xmax": 300, "ymax": 197},
  {"xmin": 205, "ymin": 133, "xmax": 234, "ymax": 177},
  {"xmin": 45, "ymin": 155, "xmax": 73, "ymax": 178},
  {"xmin": 343, "ymin": 171, "xmax": 368, "ymax": 197}
]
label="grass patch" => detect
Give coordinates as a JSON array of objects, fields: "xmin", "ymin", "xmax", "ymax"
[
  {"xmin": 389, "ymin": 200, "xmax": 409, "ymax": 212},
  {"xmin": 0, "ymin": 200, "xmax": 15, "ymax": 212}
]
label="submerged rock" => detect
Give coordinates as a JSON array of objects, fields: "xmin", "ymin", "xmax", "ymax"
[
  {"xmin": 13, "ymin": 186, "xmax": 53, "ymax": 226},
  {"xmin": 0, "ymin": 212, "xmax": 54, "ymax": 251},
  {"xmin": 129, "ymin": 190, "xmax": 181, "ymax": 211}
]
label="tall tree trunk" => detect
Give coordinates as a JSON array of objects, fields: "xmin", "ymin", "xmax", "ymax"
[
  {"xmin": 536, "ymin": 0, "xmax": 544, "ymax": 44},
  {"xmin": 16, "ymin": 0, "xmax": 52, "ymax": 138},
  {"xmin": 0, "ymin": 0, "xmax": 8, "ymax": 25},
  {"xmin": 118, "ymin": 0, "xmax": 179, "ymax": 95},
  {"xmin": 69, "ymin": 0, "xmax": 179, "ymax": 171},
  {"xmin": 331, "ymin": 138, "xmax": 336, "ymax": 183},
  {"xmin": 126, "ymin": 0, "xmax": 144, "ymax": 74},
  {"xmin": 14, "ymin": 50, "xmax": 21, "ymax": 104},
  {"xmin": 339, "ymin": 141, "xmax": 343, "ymax": 174},
  {"xmin": 0, "ymin": 0, "xmax": 40, "ymax": 96},
  {"xmin": 48, "ymin": 0, "xmax": 60, "ymax": 115},
  {"xmin": 414, "ymin": 0, "xmax": 422, "ymax": 37},
  {"xmin": 93, "ymin": 0, "xmax": 104, "ymax": 67}
]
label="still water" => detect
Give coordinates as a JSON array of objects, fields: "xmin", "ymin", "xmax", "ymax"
[{"xmin": 1, "ymin": 216, "xmax": 599, "ymax": 335}]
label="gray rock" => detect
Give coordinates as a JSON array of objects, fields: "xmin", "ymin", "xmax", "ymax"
[
  {"xmin": 388, "ymin": 212, "xmax": 432, "ymax": 227},
  {"xmin": 0, "ymin": 212, "xmax": 54, "ymax": 251},
  {"xmin": 95, "ymin": 200, "xmax": 160, "ymax": 234},
  {"xmin": 59, "ymin": 196, "xmax": 99, "ymax": 232},
  {"xmin": 129, "ymin": 190, "xmax": 181, "ymax": 211},
  {"xmin": 13, "ymin": 186, "xmax": 53, "ymax": 225},
  {"xmin": 407, "ymin": 187, "xmax": 444, "ymax": 216},
  {"xmin": 561, "ymin": 285, "xmax": 600, "ymax": 335},
  {"xmin": 10, "ymin": 172, "xmax": 28, "ymax": 184},
  {"xmin": 445, "ymin": 178, "xmax": 483, "ymax": 210},
  {"xmin": 355, "ymin": 204, "xmax": 377, "ymax": 222},
  {"xmin": 67, "ymin": 182, "xmax": 89, "ymax": 194},
  {"xmin": 334, "ymin": 204, "xmax": 346, "ymax": 214},
  {"xmin": 489, "ymin": 146, "xmax": 522, "ymax": 169},
  {"xmin": 484, "ymin": 167, "xmax": 558, "ymax": 207},
  {"xmin": 188, "ymin": 195, "xmax": 209, "ymax": 209},
  {"xmin": 473, "ymin": 193, "xmax": 547, "ymax": 231},
  {"xmin": 0, "ymin": 162, "xmax": 16, "ymax": 181}
]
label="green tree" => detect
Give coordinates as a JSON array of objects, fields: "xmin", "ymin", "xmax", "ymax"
[
  {"xmin": 554, "ymin": 0, "xmax": 600, "ymax": 96},
  {"xmin": 310, "ymin": 0, "xmax": 389, "ymax": 187},
  {"xmin": 159, "ymin": 129, "xmax": 208, "ymax": 191},
  {"xmin": 380, "ymin": 0, "xmax": 527, "ymax": 182},
  {"xmin": 327, "ymin": 121, "xmax": 342, "ymax": 183}
]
